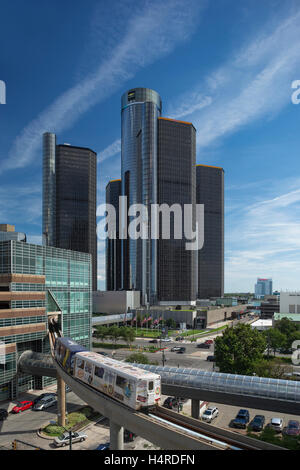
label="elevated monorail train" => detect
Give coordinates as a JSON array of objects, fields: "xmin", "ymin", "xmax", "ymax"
[{"xmin": 54, "ymin": 337, "xmax": 161, "ymax": 410}]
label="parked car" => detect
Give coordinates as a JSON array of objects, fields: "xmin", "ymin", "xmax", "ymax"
[
  {"xmin": 33, "ymin": 393, "xmax": 56, "ymax": 405},
  {"xmin": 283, "ymin": 420, "xmax": 300, "ymax": 436},
  {"xmin": 279, "ymin": 348, "xmax": 292, "ymax": 354},
  {"xmin": 161, "ymin": 338, "xmax": 172, "ymax": 342},
  {"xmin": 268, "ymin": 418, "xmax": 283, "ymax": 433},
  {"xmin": 232, "ymin": 409, "xmax": 250, "ymax": 429},
  {"xmin": 205, "ymin": 340, "xmax": 214, "ymax": 345},
  {"xmin": 175, "ymin": 336, "xmax": 184, "ymax": 341},
  {"xmin": 0, "ymin": 409, "xmax": 8, "ymax": 421},
  {"xmin": 171, "ymin": 346, "xmax": 182, "ymax": 352},
  {"xmin": 197, "ymin": 343, "xmax": 210, "ymax": 349},
  {"xmin": 12, "ymin": 401, "xmax": 34, "ymax": 413},
  {"xmin": 177, "ymin": 347, "xmax": 186, "ymax": 354},
  {"xmin": 163, "ymin": 397, "xmax": 183, "ymax": 411},
  {"xmin": 95, "ymin": 442, "xmax": 110, "ymax": 450},
  {"xmin": 98, "ymin": 352, "xmax": 109, "ymax": 357},
  {"xmin": 33, "ymin": 395, "xmax": 57, "ymax": 411},
  {"xmin": 124, "ymin": 429, "xmax": 136, "ymax": 442},
  {"xmin": 206, "ymin": 355, "xmax": 215, "ymax": 362},
  {"xmin": 249, "ymin": 415, "xmax": 265, "ymax": 432},
  {"xmin": 202, "ymin": 406, "xmax": 219, "ymax": 423},
  {"xmin": 53, "ymin": 431, "xmax": 88, "ymax": 447},
  {"xmin": 149, "ymin": 339, "xmax": 158, "ymax": 343}
]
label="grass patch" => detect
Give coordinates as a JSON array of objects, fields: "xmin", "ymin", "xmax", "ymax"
[
  {"xmin": 247, "ymin": 426, "xmax": 300, "ymax": 450},
  {"xmin": 42, "ymin": 406, "xmax": 100, "ymax": 437},
  {"xmin": 262, "ymin": 355, "xmax": 292, "ymax": 364},
  {"xmin": 181, "ymin": 329, "xmax": 205, "ymax": 337},
  {"xmin": 134, "ymin": 328, "xmax": 171, "ymax": 338}
]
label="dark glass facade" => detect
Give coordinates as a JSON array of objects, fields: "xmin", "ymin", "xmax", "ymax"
[
  {"xmin": 106, "ymin": 180, "xmax": 122, "ymax": 291},
  {"xmin": 157, "ymin": 118, "xmax": 197, "ymax": 302},
  {"xmin": 196, "ymin": 165, "xmax": 224, "ymax": 298},
  {"xmin": 121, "ymin": 88, "xmax": 162, "ymax": 305},
  {"xmin": 43, "ymin": 136, "xmax": 97, "ymax": 291}
]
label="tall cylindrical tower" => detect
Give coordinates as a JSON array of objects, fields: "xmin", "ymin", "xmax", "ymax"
[
  {"xmin": 121, "ymin": 88, "xmax": 162, "ymax": 305},
  {"xmin": 42, "ymin": 132, "xmax": 56, "ymax": 246}
]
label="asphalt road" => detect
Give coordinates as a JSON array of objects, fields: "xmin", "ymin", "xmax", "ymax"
[
  {"xmin": 93, "ymin": 338, "xmax": 217, "ymax": 370},
  {"xmin": 0, "ymin": 390, "xmax": 87, "ymax": 446}
]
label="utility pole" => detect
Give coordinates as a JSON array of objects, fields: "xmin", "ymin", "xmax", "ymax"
[{"xmin": 162, "ymin": 349, "xmax": 166, "ymax": 367}]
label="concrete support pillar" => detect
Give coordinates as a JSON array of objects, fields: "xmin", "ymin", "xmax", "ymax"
[
  {"xmin": 57, "ymin": 375, "xmax": 66, "ymax": 427},
  {"xmin": 191, "ymin": 398, "xmax": 200, "ymax": 419},
  {"xmin": 110, "ymin": 420, "xmax": 124, "ymax": 450}
]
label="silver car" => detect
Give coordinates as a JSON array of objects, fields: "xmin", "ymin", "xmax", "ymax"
[
  {"xmin": 53, "ymin": 431, "xmax": 88, "ymax": 447},
  {"xmin": 268, "ymin": 418, "xmax": 283, "ymax": 433},
  {"xmin": 202, "ymin": 406, "xmax": 219, "ymax": 423},
  {"xmin": 33, "ymin": 395, "xmax": 57, "ymax": 411}
]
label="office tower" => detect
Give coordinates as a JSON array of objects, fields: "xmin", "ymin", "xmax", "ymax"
[
  {"xmin": 196, "ymin": 164, "xmax": 224, "ymax": 298},
  {"xmin": 106, "ymin": 179, "xmax": 122, "ymax": 291},
  {"xmin": 42, "ymin": 132, "xmax": 56, "ymax": 247},
  {"xmin": 0, "ymin": 224, "xmax": 26, "ymax": 242},
  {"xmin": 0, "ymin": 240, "xmax": 92, "ymax": 401},
  {"xmin": 43, "ymin": 134, "xmax": 97, "ymax": 291},
  {"xmin": 121, "ymin": 88, "xmax": 162, "ymax": 305},
  {"xmin": 255, "ymin": 278, "xmax": 273, "ymax": 299},
  {"xmin": 157, "ymin": 117, "xmax": 197, "ymax": 303}
]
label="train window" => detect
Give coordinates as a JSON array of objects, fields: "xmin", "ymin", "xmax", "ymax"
[
  {"xmin": 116, "ymin": 375, "xmax": 127, "ymax": 390},
  {"xmin": 95, "ymin": 366, "xmax": 104, "ymax": 378},
  {"xmin": 77, "ymin": 359, "xmax": 84, "ymax": 369},
  {"xmin": 85, "ymin": 362, "xmax": 92, "ymax": 373},
  {"xmin": 148, "ymin": 381, "xmax": 154, "ymax": 391}
]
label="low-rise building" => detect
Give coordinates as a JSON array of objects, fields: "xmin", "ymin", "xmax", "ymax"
[
  {"xmin": 280, "ymin": 292, "xmax": 300, "ymax": 314},
  {"xmin": 93, "ymin": 291, "xmax": 140, "ymax": 315},
  {"xmin": 251, "ymin": 319, "xmax": 273, "ymax": 331},
  {"xmin": 273, "ymin": 313, "xmax": 300, "ymax": 326}
]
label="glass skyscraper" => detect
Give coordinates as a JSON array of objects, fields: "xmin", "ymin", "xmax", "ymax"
[
  {"xmin": 255, "ymin": 278, "xmax": 273, "ymax": 299},
  {"xmin": 196, "ymin": 164, "xmax": 224, "ymax": 299},
  {"xmin": 157, "ymin": 117, "xmax": 197, "ymax": 303},
  {"xmin": 43, "ymin": 134, "xmax": 97, "ymax": 291},
  {"xmin": 121, "ymin": 88, "xmax": 162, "ymax": 305},
  {"xmin": 106, "ymin": 179, "xmax": 122, "ymax": 291},
  {"xmin": 0, "ymin": 240, "xmax": 91, "ymax": 401}
]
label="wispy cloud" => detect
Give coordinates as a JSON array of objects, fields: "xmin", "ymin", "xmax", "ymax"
[
  {"xmin": 0, "ymin": 0, "xmax": 203, "ymax": 175},
  {"xmin": 166, "ymin": 8, "xmax": 300, "ymax": 150},
  {"xmin": 98, "ymin": 139, "xmax": 121, "ymax": 163},
  {"xmin": 226, "ymin": 178, "xmax": 300, "ymax": 291},
  {"xmin": 0, "ymin": 184, "xmax": 42, "ymax": 225}
]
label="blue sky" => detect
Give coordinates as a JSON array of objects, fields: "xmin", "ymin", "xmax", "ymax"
[{"xmin": 1, "ymin": 0, "xmax": 300, "ymax": 293}]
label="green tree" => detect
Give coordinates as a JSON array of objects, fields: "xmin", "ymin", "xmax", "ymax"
[
  {"xmin": 94, "ymin": 326, "xmax": 108, "ymax": 342},
  {"xmin": 125, "ymin": 352, "xmax": 150, "ymax": 364},
  {"xmin": 276, "ymin": 317, "xmax": 299, "ymax": 335},
  {"xmin": 253, "ymin": 358, "xmax": 293, "ymax": 379},
  {"xmin": 264, "ymin": 328, "xmax": 286, "ymax": 356},
  {"xmin": 108, "ymin": 326, "xmax": 120, "ymax": 345},
  {"xmin": 214, "ymin": 324, "xmax": 266, "ymax": 375},
  {"xmin": 119, "ymin": 327, "xmax": 135, "ymax": 346},
  {"xmin": 166, "ymin": 318, "xmax": 176, "ymax": 329}
]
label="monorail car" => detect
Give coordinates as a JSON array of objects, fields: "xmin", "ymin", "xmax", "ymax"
[
  {"xmin": 55, "ymin": 337, "xmax": 87, "ymax": 375},
  {"xmin": 74, "ymin": 350, "xmax": 161, "ymax": 410}
]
